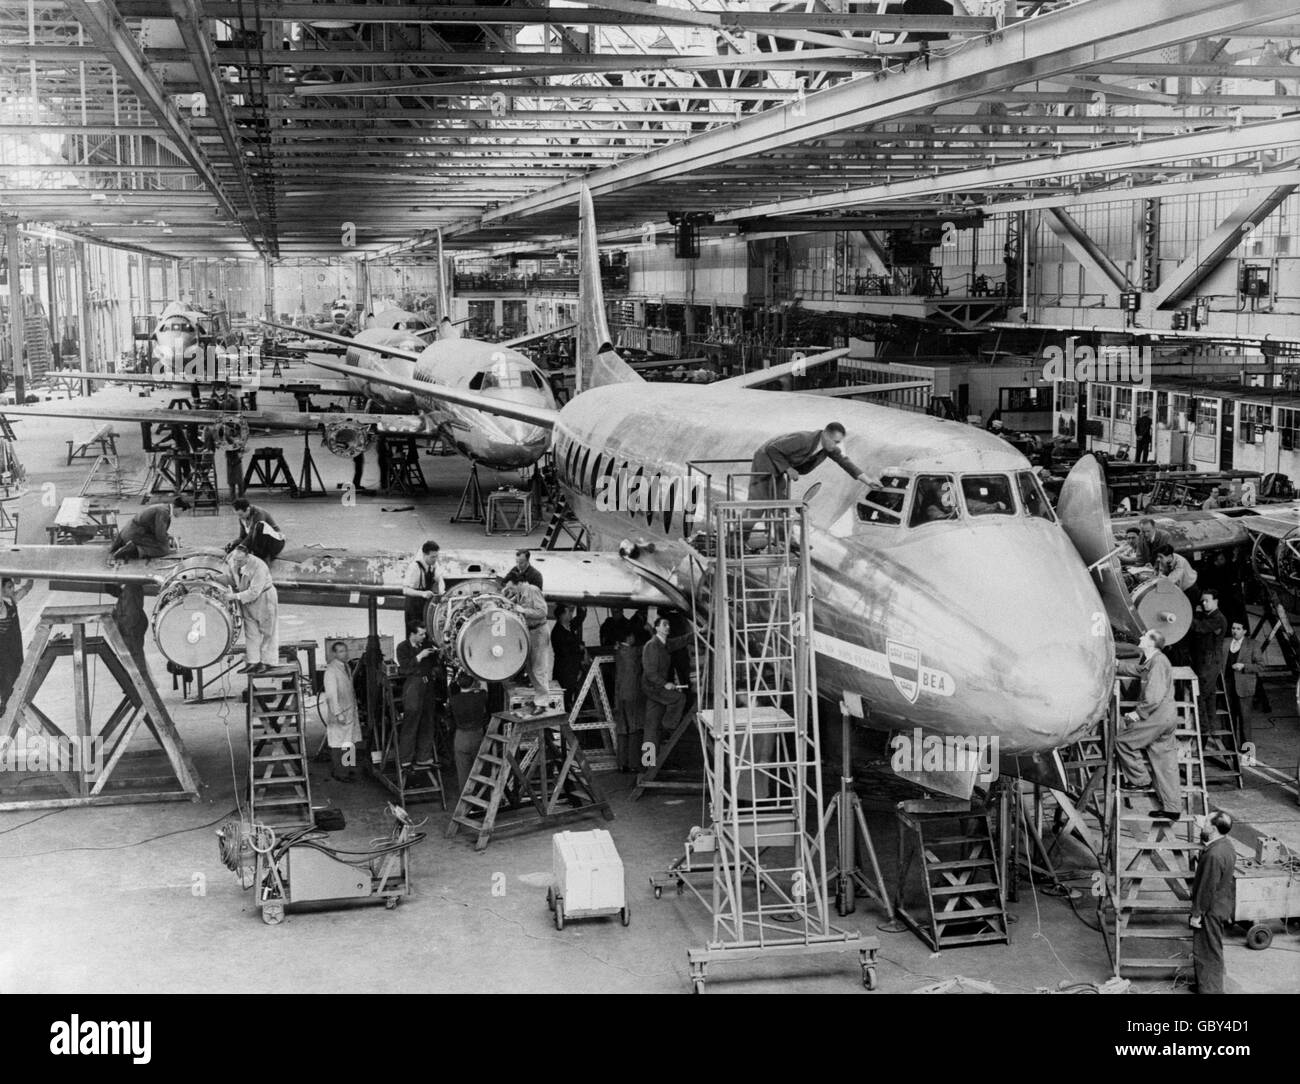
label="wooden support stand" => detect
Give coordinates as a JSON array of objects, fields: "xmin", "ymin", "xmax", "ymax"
[
  {"xmin": 445, "ymin": 709, "xmax": 612, "ymax": 852},
  {"xmin": 0, "ymin": 604, "xmax": 200, "ymax": 809}
]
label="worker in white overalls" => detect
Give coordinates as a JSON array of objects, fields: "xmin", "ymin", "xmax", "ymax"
[
  {"xmin": 322, "ymin": 641, "xmax": 363, "ymax": 781},
  {"xmin": 225, "ymin": 547, "xmax": 280, "ymax": 674}
]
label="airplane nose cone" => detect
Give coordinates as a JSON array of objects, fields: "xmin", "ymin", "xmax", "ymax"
[
  {"xmin": 879, "ymin": 524, "xmax": 1113, "ymax": 753},
  {"xmin": 1003, "ymin": 641, "xmax": 1114, "ymax": 749}
]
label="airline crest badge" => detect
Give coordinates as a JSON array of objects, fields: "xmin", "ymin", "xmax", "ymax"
[{"xmin": 885, "ymin": 639, "xmax": 921, "ymax": 705}]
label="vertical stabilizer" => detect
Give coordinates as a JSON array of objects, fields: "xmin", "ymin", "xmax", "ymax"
[{"xmin": 576, "ymin": 186, "xmax": 643, "ymax": 394}]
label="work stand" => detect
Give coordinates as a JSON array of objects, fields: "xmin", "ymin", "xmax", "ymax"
[
  {"xmin": 0, "ymin": 603, "xmax": 200, "ymax": 809},
  {"xmin": 445, "ymin": 709, "xmax": 612, "ymax": 852}
]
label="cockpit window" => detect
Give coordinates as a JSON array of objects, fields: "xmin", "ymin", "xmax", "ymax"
[
  {"xmin": 161, "ymin": 319, "xmax": 193, "ymax": 334},
  {"xmin": 395, "ymin": 319, "xmax": 427, "ymax": 331},
  {"xmin": 910, "ymin": 474, "xmax": 959, "ymax": 526},
  {"xmin": 1016, "ymin": 471, "xmax": 1055, "ymax": 522},
  {"xmin": 469, "ymin": 365, "xmax": 542, "ymax": 391},
  {"xmin": 856, "ymin": 474, "xmax": 910, "ymax": 525},
  {"xmin": 962, "ymin": 474, "xmax": 1016, "ymax": 516}
]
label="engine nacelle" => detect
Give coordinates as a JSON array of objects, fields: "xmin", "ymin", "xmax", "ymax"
[
  {"xmin": 151, "ymin": 554, "xmax": 242, "ymax": 669},
  {"xmin": 322, "ymin": 418, "xmax": 376, "ymax": 458},
  {"xmin": 212, "ymin": 416, "xmax": 249, "ymax": 452},
  {"xmin": 427, "ymin": 580, "xmax": 530, "ymax": 683}
]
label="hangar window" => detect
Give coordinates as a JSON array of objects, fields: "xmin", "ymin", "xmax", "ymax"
[
  {"xmin": 1194, "ymin": 397, "xmax": 1219, "ymax": 438},
  {"xmin": 961, "ymin": 474, "xmax": 1015, "ymax": 516},
  {"xmin": 1278, "ymin": 407, "xmax": 1300, "ymax": 451},
  {"xmin": 1088, "ymin": 383, "xmax": 1113, "ymax": 421},
  {"xmin": 907, "ymin": 475, "xmax": 956, "ymax": 527},
  {"xmin": 857, "ymin": 474, "xmax": 910, "ymax": 525},
  {"xmin": 1016, "ymin": 471, "xmax": 1055, "ymax": 522},
  {"xmin": 1239, "ymin": 402, "xmax": 1270, "ymax": 444}
]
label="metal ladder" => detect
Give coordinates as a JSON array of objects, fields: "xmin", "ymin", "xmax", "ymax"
[
  {"xmin": 247, "ymin": 665, "xmax": 314, "ymax": 834},
  {"xmin": 683, "ymin": 494, "xmax": 873, "ymax": 992},
  {"xmin": 540, "ymin": 494, "xmax": 588, "ymax": 550},
  {"xmin": 1204, "ymin": 674, "xmax": 1244, "ymax": 789},
  {"xmin": 1102, "ymin": 668, "xmax": 1210, "ymax": 980},
  {"xmin": 445, "ymin": 709, "xmax": 612, "ymax": 852}
]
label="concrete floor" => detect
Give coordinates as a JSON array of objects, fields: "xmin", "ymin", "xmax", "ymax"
[{"xmin": 1, "ymin": 369, "xmax": 1298, "ymax": 994}]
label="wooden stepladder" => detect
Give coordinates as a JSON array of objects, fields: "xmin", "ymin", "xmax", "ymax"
[
  {"xmin": 1102, "ymin": 668, "xmax": 1210, "ymax": 979},
  {"xmin": 892, "ymin": 799, "xmax": 1009, "ymax": 951},
  {"xmin": 445, "ymin": 709, "xmax": 612, "ymax": 852},
  {"xmin": 0, "ymin": 603, "xmax": 200, "ymax": 809},
  {"xmin": 247, "ymin": 665, "xmax": 314, "ymax": 833},
  {"xmin": 373, "ymin": 676, "xmax": 446, "ymax": 809}
]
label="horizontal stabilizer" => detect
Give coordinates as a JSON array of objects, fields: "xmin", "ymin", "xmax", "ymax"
[{"xmin": 711, "ymin": 347, "xmax": 849, "ymax": 390}]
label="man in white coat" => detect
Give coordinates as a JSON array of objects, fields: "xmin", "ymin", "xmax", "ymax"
[
  {"xmin": 226, "ymin": 547, "xmax": 280, "ymax": 673},
  {"xmin": 322, "ymin": 641, "xmax": 363, "ymax": 781}
]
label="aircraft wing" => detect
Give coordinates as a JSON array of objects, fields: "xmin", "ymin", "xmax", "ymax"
[
  {"xmin": 710, "ymin": 348, "xmax": 849, "ymax": 389},
  {"xmin": 261, "ymin": 321, "xmax": 422, "ymax": 363},
  {"xmin": 0, "ymin": 403, "xmax": 436, "ymax": 438},
  {"xmin": 308, "ymin": 357, "xmax": 559, "ymax": 429},
  {"xmin": 0, "ymin": 544, "xmax": 677, "ymax": 609},
  {"xmin": 500, "ymin": 323, "xmax": 576, "ymax": 349},
  {"xmin": 46, "ymin": 369, "xmax": 354, "ymax": 397}
]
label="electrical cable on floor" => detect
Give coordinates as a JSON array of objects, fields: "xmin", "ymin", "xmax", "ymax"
[
  {"xmin": 0, "ymin": 808, "xmax": 237, "ymax": 859},
  {"xmin": 0, "ymin": 807, "xmax": 68, "ymax": 835}
]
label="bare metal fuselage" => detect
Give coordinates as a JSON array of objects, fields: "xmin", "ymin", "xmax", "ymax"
[{"xmin": 554, "ymin": 383, "xmax": 1113, "ymax": 753}]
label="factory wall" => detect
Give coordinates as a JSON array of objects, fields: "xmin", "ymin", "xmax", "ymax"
[
  {"xmin": 626, "ymin": 237, "xmax": 748, "ymax": 307},
  {"xmin": 1028, "ymin": 188, "xmax": 1299, "ymax": 316}
]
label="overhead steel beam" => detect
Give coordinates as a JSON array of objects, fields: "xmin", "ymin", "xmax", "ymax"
[
  {"xmin": 113, "ymin": 2, "xmax": 998, "ymax": 33},
  {"xmin": 711, "ymin": 120, "xmax": 1296, "ymax": 220},
  {"xmin": 60, "ymin": 0, "xmax": 254, "ymax": 250},
  {"xmin": 145, "ymin": 46, "xmax": 879, "ymax": 70},
  {"xmin": 1147, "ymin": 184, "xmax": 1297, "ymax": 309},
  {"xmin": 1043, "ymin": 207, "xmax": 1130, "ymax": 305},
  {"xmin": 166, "ymin": 0, "xmax": 273, "ymax": 254},
  {"xmin": 473, "ymin": 0, "xmax": 1297, "ymax": 226},
  {"xmin": 985, "ymin": 168, "xmax": 1300, "ymax": 215}
]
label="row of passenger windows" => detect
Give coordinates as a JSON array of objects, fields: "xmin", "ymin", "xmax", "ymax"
[
  {"xmin": 554, "ymin": 432, "xmax": 699, "ymax": 538},
  {"xmin": 858, "ymin": 471, "xmax": 1055, "ymax": 527}
]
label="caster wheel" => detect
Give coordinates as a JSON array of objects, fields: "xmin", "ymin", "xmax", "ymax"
[
  {"xmin": 547, "ymin": 887, "xmax": 555, "ymax": 912},
  {"xmin": 862, "ymin": 966, "xmax": 878, "ymax": 990},
  {"xmin": 554, "ymin": 899, "xmax": 565, "ymax": 931},
  {"xmin": 385, "ymin": 896, "xmax": 399, "ymax": 910},
  {"xmin": 262, "ymin": 904, "xmax": 285, "ymax": 926},
  {"xmin": 654, "ymin": 886, "xmax": 662, "ymax": 900},
  {"xmin": 621, "ymin": 905, "xmax": 631, "ymax": 927},
  {"xmin": 1246, "ymin": 923, "xmax": 1273, "ymax": 950},
  {"xmin": 692, "ymin": 979, "xmax": 705, "ymax": 994}
]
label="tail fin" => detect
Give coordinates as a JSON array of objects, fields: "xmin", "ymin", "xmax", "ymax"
[
  {"xmin": 576, "ymin": 186, "xmax": 643, "ymax": 394},
  {"xmin": 435, "ymin": 228, "xmax": 451, "ymax": 325}
]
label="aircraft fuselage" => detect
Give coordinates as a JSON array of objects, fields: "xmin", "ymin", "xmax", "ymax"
[{"xmin": 553, "ymin": 383, "xmax": 1113, "ymax": 753}]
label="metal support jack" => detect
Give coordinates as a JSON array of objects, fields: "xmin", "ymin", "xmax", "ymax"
[
  {"xmin": 451, "ymin": 461, "xmax": 485, "ymax": 523},
  {"xmin": 295, "ymin": 430, "xmax": 327, "ymax": 498},
  {"xmin": 821, "ymin": 704, "xmax": 892, "ymax": 919}
]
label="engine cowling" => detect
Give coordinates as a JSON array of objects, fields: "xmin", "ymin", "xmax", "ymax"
[
  {"xmin": 151, "ymin": 554, "xmax": 242, "ymax": 669},
  {"xmin": 427, "ymin": 580, "xmax": 530, "ymax": 683},
  {"xmin": 322, "ymin": 418, "xmax": 376, "ymax": 458}
]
